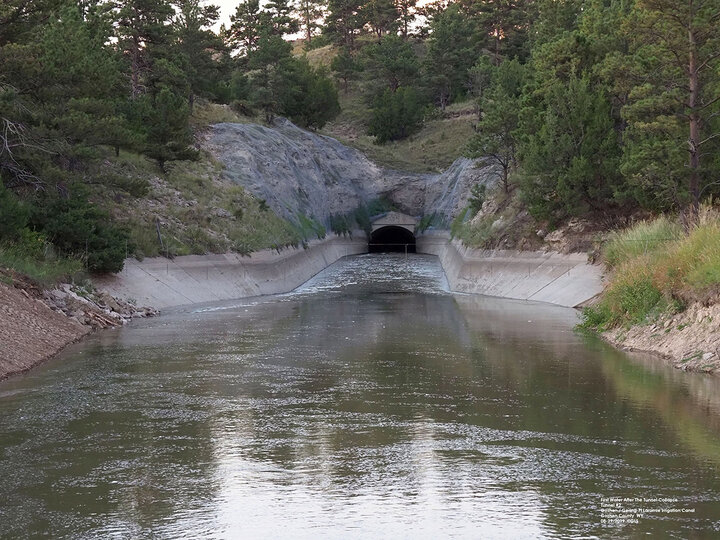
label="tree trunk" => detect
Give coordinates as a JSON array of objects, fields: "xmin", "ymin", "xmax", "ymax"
[{"xmin": 688, "ymin": 28, "xmax": 700, "ymax": 221}]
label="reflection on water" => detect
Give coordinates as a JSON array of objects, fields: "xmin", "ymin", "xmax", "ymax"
[{"xmin": 1, "ymin": 254, "xmax": 720, "ymax": 538}]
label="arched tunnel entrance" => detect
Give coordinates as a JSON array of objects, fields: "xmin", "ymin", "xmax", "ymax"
[{"xmin": 369, "ymin": 226, "xmax": 416, "ymax": 253}]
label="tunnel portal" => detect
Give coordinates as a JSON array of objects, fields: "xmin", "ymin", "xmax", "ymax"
[{"xmin": 369, "ymin": 225, "xmax": 416, "ymax": 253}]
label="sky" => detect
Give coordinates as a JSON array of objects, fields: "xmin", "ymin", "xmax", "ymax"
[{"xmin": 214, "ymin": 0, "xmax": 240, "ymax": 29}]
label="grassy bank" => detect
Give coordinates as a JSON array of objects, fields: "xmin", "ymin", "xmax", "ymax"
[
  {"xmin": 321, "ymin": 83, "xmax": 476, "ymax": 173},
  {"xmin": 581, "ymin": 209, "xmax": 720, "ymax": 331}
]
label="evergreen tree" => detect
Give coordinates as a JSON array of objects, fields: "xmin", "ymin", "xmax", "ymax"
[
  {"xmin": 229, "ymin": 0, "xmax": 263, "ymax": 56},
  {"xmin": 296, "ymin": 0, "xmax": 324, "ymax": 44},
  {"xmin": 324, "ymin": 0, "xmax": 363, "ymax": 50},
  {"xmin": 266, "ymin": 0, "xmax": 299, "ymax": 36},
  {"xmin": 362, "ymin": 34, "xmax": 418, "ymax": 94},
  {"xmin": 369, "ymin": 86, "xmax": 425, "ymax": 142},
  {"xmin": 621, "ymin": 0, "xmax": 720, "ymax": 219},
  {"xmin": 423, "ymin": 4, "xmax": 481, "ymax": 109},
  {"xmin": 465, "ymin": 59, "xmax": 526, "ymax": 193},
  {"xmin": 519, "ymin": 76, "xmax": 623, "ymax": 221},
  {"xmin": 395, "ymin": 0, "xmax": 416, "ymax": 39},
  {"xmin": 362, "ymin": 0, "xmax": 398, "ymax": 41},
  {"xmin": 114, "ymin": 0, "xmax": 175, "ymax": 98},
  {"xmin": 330, "ymin": 47, "xmax": 362, "ymax": 92},
  {"xmin": 172, "ymin": 0, "xmax": 226, "ymax": 109}
]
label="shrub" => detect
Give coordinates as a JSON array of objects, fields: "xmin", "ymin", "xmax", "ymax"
[
  {"xmin": 30, "ymin": 187, "xmax": 129, "ymax": 273},
  {"xmin": 0, "ymin": 183, "xmax": 29, "ymax": 240},
  {"xmin": 368, "ymin": 87, "xmax": 425, "ymax": 143}
]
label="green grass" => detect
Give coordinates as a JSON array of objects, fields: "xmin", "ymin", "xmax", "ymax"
[
  {"xmin": 189, "ymin": 101, "xmax": 253, "ymax": 129},
  {"xmin": 581, "ymin": 208, "xmax": 720, "ymax": 331},
  {"xmin": 86, "ymin": 148, "xmax": 306, "ymax": 260},
  {"xmin": 322, "ymin": 83, "xmax": 476, "ymax": 173},
  {"xmin": 0, "ymin": 244, "xmax": 84, "ymax": 286},
  {"xmin": 603, "ymin": 217, "xmax": 682, "ymax": 268}
]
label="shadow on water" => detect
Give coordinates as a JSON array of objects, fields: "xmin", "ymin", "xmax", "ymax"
[{"xmin": 1, "ymin": 254, "xmax": 720, "ymax": 538}]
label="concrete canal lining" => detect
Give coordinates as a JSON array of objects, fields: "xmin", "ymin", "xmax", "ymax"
[
  {"xmin": 416, "ymin": 231, "xmax": 603, "ymax": 308},
  {"xmin": 94, "ymin": 234, "xmax": 368, "ymax": 309},
  {"xmin": 94, "ymin": 230, "xmax": 602, "ymax": 310}
]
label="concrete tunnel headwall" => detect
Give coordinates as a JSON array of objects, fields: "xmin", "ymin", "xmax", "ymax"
[
  {"xmin": 369, "ymin": 225, "xmax": 417, "ymax": 253},
  {"xmin": 368, "ymin": 212, "xmax": 418, "ymax": 253}
]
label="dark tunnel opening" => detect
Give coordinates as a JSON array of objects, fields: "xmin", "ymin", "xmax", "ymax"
[{"xmin": 369, "ymin": 226, "xmax": 417, "ymax": 253}]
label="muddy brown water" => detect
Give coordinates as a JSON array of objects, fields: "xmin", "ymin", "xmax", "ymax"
[{"xmin": 1, "ymin": 254, "xmax": 720, "ymax": 539}]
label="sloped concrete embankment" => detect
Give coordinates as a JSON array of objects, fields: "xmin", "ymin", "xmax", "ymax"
[
  {"xmin": 417, "ymin": 232, "xmax": 603, "ymax": 308},
  {"xmin": 94, "ymin": 234, "xmax": 368, "ymax": 309}
]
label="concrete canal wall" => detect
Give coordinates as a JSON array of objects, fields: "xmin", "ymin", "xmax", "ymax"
[
  {"xmin": 94, "ymin": 234, "xmax": 368, "ymax": 309},
  {"xmin": 93, "ymin": 231, "xmax": 602, "ymax": 310},
  {"xmin": 417, "ymin": 231, "xmax": 603, "ymax": 308}
]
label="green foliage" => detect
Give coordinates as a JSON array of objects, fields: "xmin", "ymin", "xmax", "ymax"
[
  {"xmin": 423, "ymin": 4, "xmax": 481, "ymax": 109},
  {"xmin": 330, "ymin": 47, "xmax": 362, "ymax": 92},
  {"xmin": 466, "ymin": 59, "xmax": 527, "ymax": 192},
  {"xmin": 468, "ymin": 183, "xmax": 486, "ymax": 216},
  {"xmin": 369, "ymin": 87, "xmax": 426, "ymax": 143},
  {"xmin": 362, "ymin": 34, "xmax": 418, "ymax": 95},
  {"xmin": 142, "ymin": 87, "xmax": 198, "ymax": 169},
  {"xmin": 30, "ymin": 188, "xmax": 130, "ymax": 274},
  {"xmin": 277, "ymin": 60, "xmax": 341, "ymax": 129},
  {"xmin": 604, "ymin": 218, "xmax": 683, "ymax": 268},
  {"xmin": 0, "ymin": 243, "xmax": 84, "ymax": 286},
  {"xmin": 621, "ymin": 0, "xmax": 720, "ymax": 216},
  {"xmin": 582, "ymin": 212, "xmax": 720, "ymax": 331},
  {"xmin": 0, "ymin": 183, "xmax": 29, "ymax": 240},
  {"xmin": 519, "ymin": 76, "xmax": 623, "ymax": 221},
  {"xmin": 450, "ymin": 206, "xmax": 471, "ymax": 238}
]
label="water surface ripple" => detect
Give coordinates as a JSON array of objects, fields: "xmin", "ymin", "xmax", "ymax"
[{"xmin": 1, "ymin": 254, "xmax": 720, "ymax": 538}]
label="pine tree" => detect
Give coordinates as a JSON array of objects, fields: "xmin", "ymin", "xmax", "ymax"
[
  {"xmin": 172, "ymin": 0, "xmax": 225, "ymax": 109},
  {"xmin": 114, "ymin": 0, "xmax": 175, "ymax": 98},
  {"xmin": 395, "ymin": 0, "xmax": 416, "ymax": 39},
  {"xmin": 296, "ymin": 0, "xmax": 324, "ymax": 44},
  {"xmin": 465, "ymin": 59, "xmax": 526, "ymax": 193},
  {"xmin": 229, "ymin": 0, "xmax": 263, "ymax": 56},
  {"xmin": 324, "ymin": 0, "xmax": 363, "ymax": 50},
  {"xmin": 622, "ymin": 0, "xmax": 720, "ymax": 219},
  {"xmin": 362, "ymin": 34, "xmax": 418, "ymax": 94},
  {"xmin": 423, "ymin": 4, "xmax": 481, "ymax": 109},
  {"xmin": 266, "ymin": 0, "xmax": 299, "ymax": 36},
  {"xmin": 362, "ymin": 0, "xmax": 398, "ymax": 41}
]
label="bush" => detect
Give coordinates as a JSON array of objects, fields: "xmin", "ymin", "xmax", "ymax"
[
  {"xmin": 30, "ymin": 187, "xmax": 129, "ymax": 273},
  {"xmin": 0, "ymin": 183, "xmax": 29, "ymax": 240},
  {"xmin": 278, "ymin": 59, "xmax": 340, "ymax": 129},
  {"xmin": 368, "ymin": 87, "xmax": 425, "ymax": 143}
]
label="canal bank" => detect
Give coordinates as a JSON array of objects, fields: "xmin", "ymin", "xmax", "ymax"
[
  {"xmin": 416, "ymin": 231, "xmax": 604, "ymax": 308},
  {"xmin": 2, "ymin": 230, "xmax": 608, "ymax": 380}
]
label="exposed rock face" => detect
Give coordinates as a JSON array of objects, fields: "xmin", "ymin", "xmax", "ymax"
[{"xmin": 205, "ymin": 119, "xmax": 500, "ymax": 226}]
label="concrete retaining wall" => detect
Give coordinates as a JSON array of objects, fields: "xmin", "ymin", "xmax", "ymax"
[
  {"xmin": 94, "ymin": 234, "xmax": 368, "ymax": 309},
  {"xmin": 417, "ymin": 231, "xmax": 603, "ymax": 308}
]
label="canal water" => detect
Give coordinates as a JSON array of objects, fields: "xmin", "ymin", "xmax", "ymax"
[{"xmin": 1, "ymin": 254, "xmax": 720, "ymax": 538}]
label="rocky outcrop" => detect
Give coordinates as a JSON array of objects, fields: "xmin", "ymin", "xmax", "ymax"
[{"xmin": 204, "ymin": 119, "xmax": 500, "ymax": 226}]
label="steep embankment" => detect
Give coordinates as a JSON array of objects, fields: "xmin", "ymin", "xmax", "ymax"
[
  {"xmin": 581, "ymin": 217, "xmax": 720, "ymax": 374},
  {"xmin": 0, "ymin": 277, "xmax": 155, "ymax": 380},
  {"xmin": 203, "ymin": 119, "xmax": 499, "ymax": 227}
]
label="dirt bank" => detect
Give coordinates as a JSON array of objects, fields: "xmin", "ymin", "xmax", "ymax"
[
  {"xmin": 0, "ymin": 275, "xmax": 156, "ymax": 381},
  {"xmin": 603, "ymin": 302, "xmax": 720, "ymax": 374}
]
